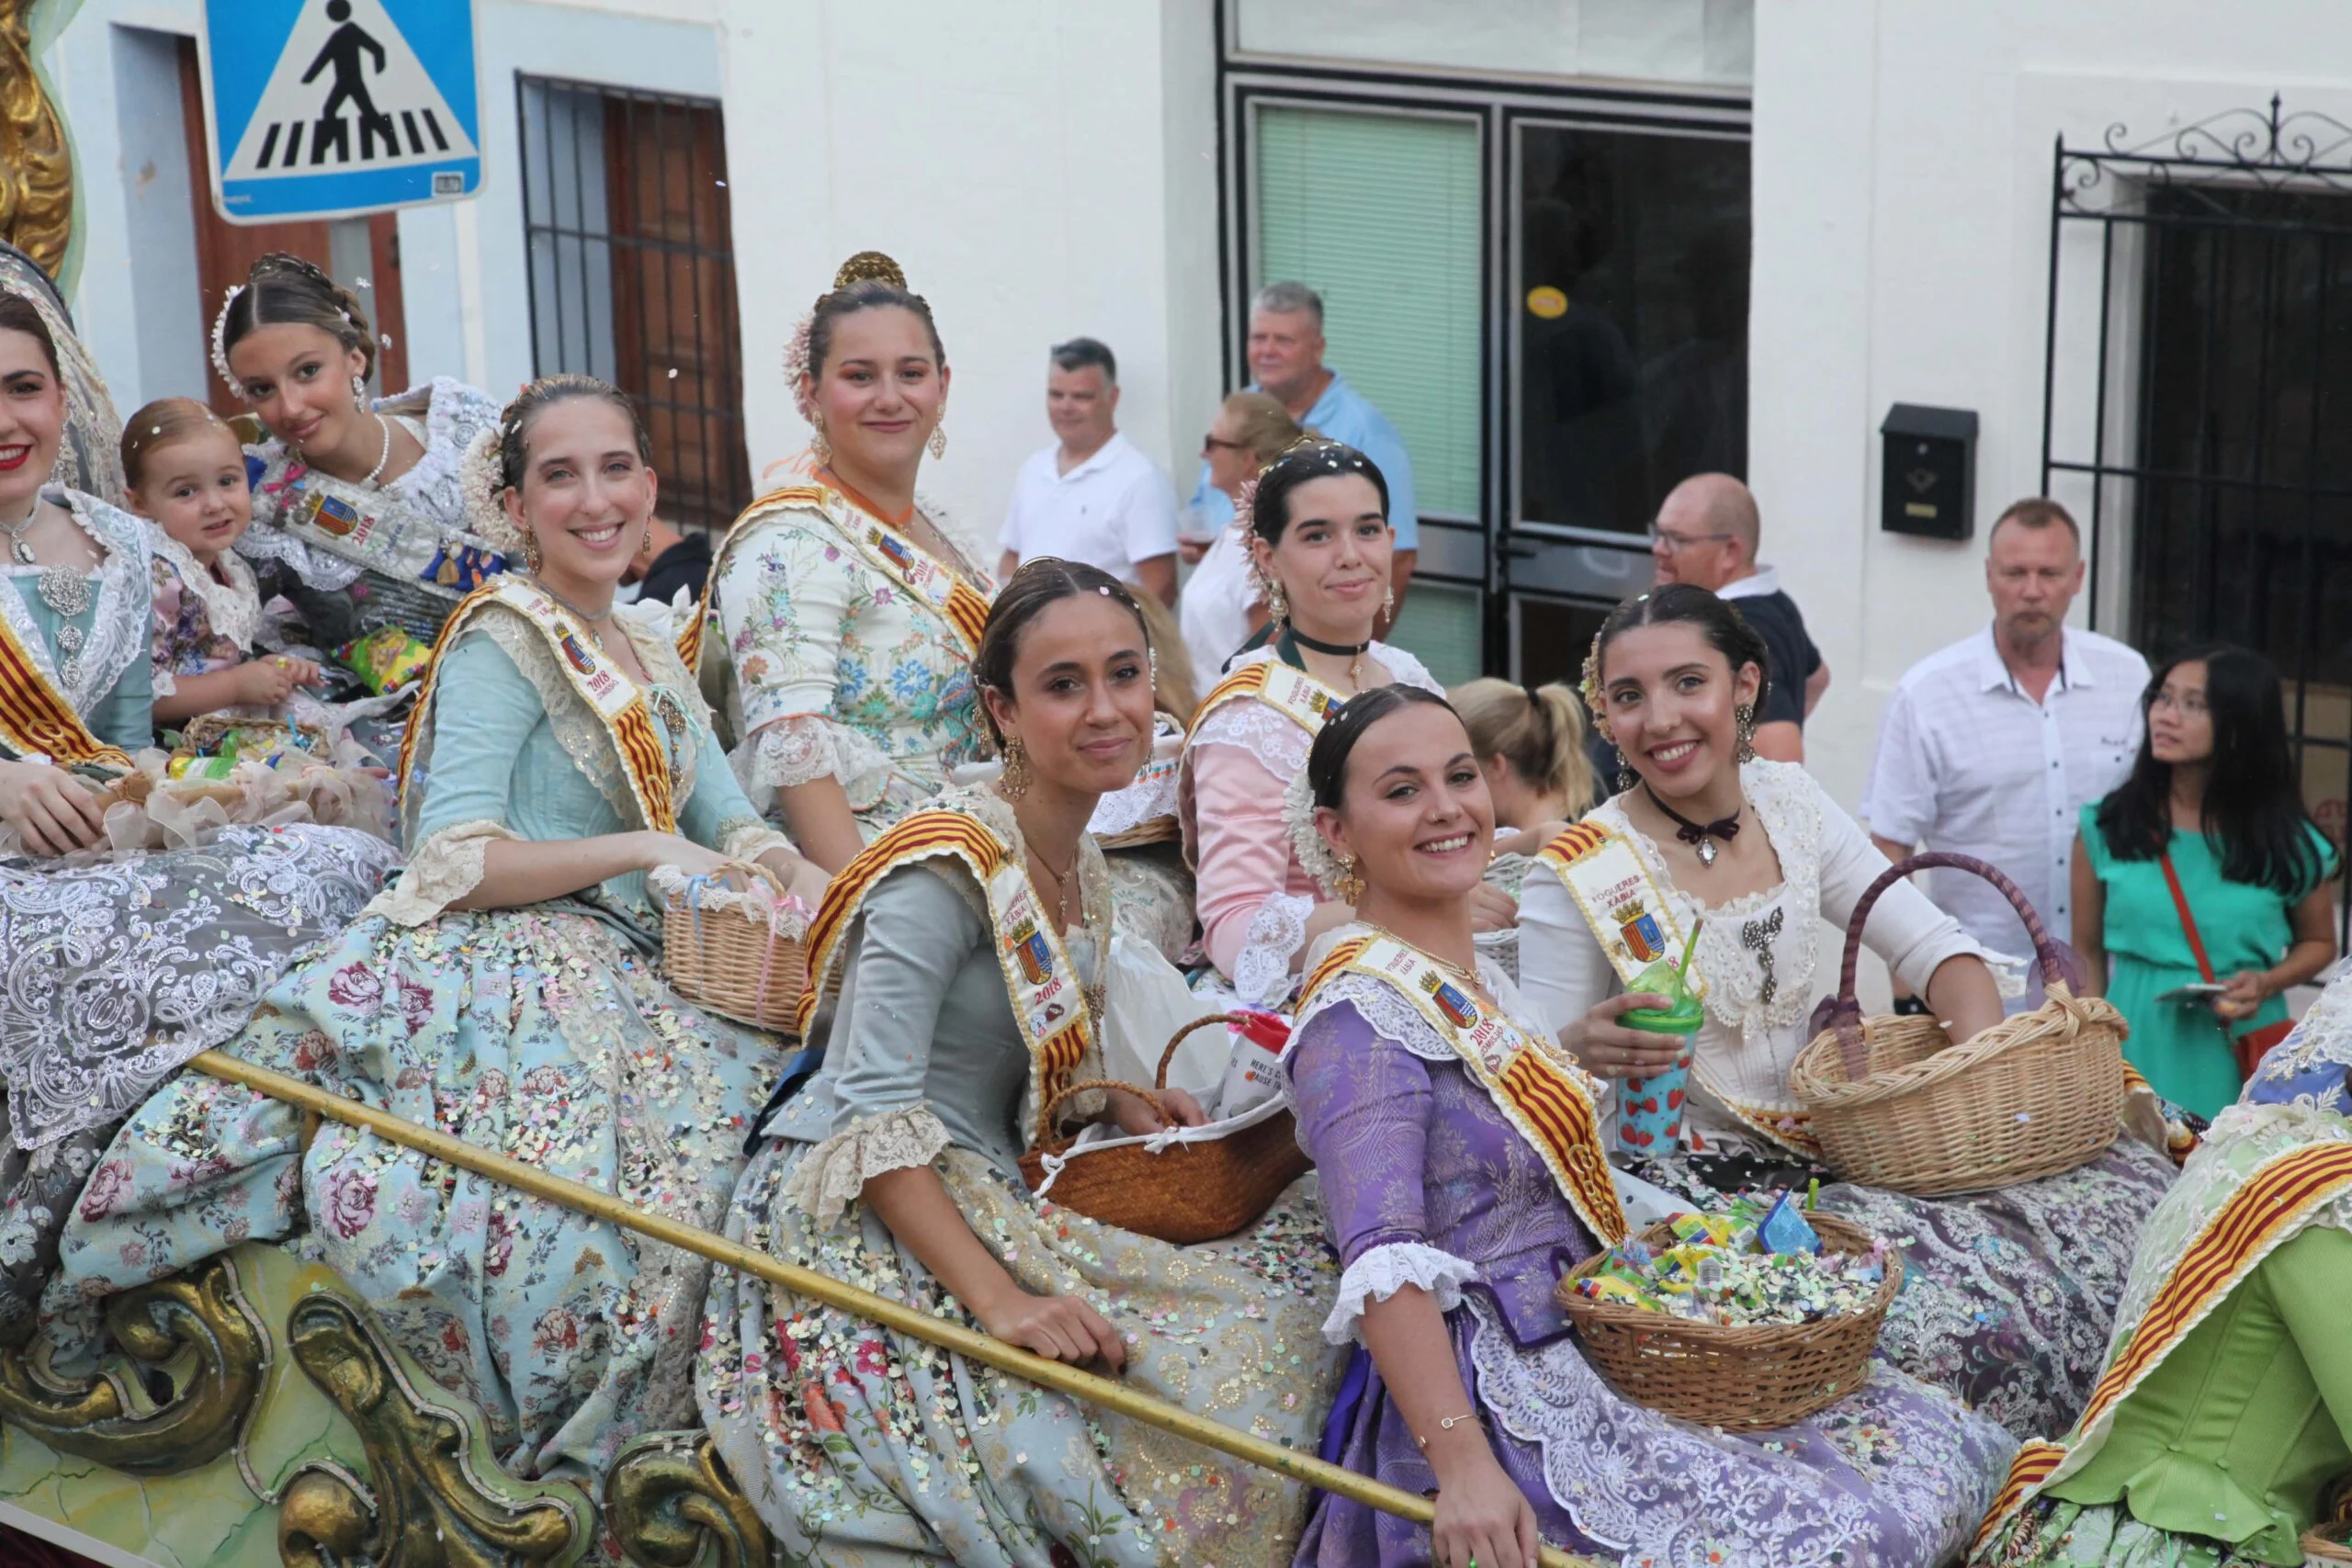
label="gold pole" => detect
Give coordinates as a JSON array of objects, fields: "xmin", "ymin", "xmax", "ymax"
[{"xmin": 189, "ymin": 1050, "xmax": 1596, "ymax": 1568}]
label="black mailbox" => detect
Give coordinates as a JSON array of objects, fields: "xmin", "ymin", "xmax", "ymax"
[{"xmin": 1879, "ymin": 404, "xmax": 1978, "ymax": 541}]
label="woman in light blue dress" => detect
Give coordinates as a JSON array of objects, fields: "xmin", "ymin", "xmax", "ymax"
[
  {"xmin": 0, "ymin": 283, "xmax": 396, "ymax": 1342},
  {"xmin": 59, "ymin": 376, "xmax": 826, "ymax": 1480}
]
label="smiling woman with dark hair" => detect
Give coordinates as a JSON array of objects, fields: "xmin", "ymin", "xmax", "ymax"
[{"xmin": 2075, "ymin": 643, "xmax": 2339, "ymax": 1117}]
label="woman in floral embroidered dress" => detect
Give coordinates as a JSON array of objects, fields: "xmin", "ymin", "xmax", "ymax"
[
  {"xmin": 219, "ymin": 253, "xmax": 503, "ymax": 644},
  {"xmin": 699, "ymin": 560, "xmax": 1342, "ymax": 1567},
  {"xmin": 1518, "ymin": 584, "xmax": 2178, "ymax": 1442},
  {"xmin": 0, "ymin": 289, "xmax": 394, "ymax": 1340},
  {"xmin": 58, "ymin": 377, "xmax": 825, "ymax": 1479},
  {"xmin": 697, "ymin": 252, "xmax": 992, "ymax": 871},
  {"xmin": 1178, "ymin": 440, "xmax": 1491, "ymax": 1011},
  {"xmin": 1287, "ymin": 682, "xmax": 2013, "ymax": 1568}
]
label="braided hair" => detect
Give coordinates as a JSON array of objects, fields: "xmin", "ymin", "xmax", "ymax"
[{"xmin": 217, "ymin": 253, "xmax": 376, "ymax": 382}]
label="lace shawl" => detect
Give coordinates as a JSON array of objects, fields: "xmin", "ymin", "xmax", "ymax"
[{"xmin": 0, "ymin": 488, "xmax": 152, "ymax": 718}]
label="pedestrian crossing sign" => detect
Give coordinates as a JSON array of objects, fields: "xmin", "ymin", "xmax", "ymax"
[{"xmin": 199, "ymin": 0, "xmax": 481, "ymax": 223}]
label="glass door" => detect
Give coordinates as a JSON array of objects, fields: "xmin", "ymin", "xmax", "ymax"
[{"xmin": 1503, "ymin": 118, "xmax": 1750, "ymax": 683}]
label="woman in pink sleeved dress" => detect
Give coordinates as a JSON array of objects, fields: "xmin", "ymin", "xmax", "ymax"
[{"xmin": 1178, "ymin": 441, "xmax": 1504, "ymax": 1010}]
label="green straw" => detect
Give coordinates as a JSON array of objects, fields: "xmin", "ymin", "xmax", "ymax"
[{"xmin": 1673, "ymin": 919, "xmax": 1703, "ymax": 987}]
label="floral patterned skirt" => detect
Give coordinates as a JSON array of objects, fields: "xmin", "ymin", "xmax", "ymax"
[
  {"xmin": 698, "ymin": 1144, "xmax": 1343, "ymax": 1568},
  {"xmin": 53, "ymin": 903, "xmax": 789, "ymax": 1479},
  {"xmin": 0, "ymin": 822, "xmax": 396, "ymax": 1342},
  {"xmin": 1973, "ymin": 1499, "xmax": 2276, "ymax": 1567}
]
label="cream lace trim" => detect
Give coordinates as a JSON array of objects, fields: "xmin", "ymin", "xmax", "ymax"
[
  {"xmin": 150, "ymin": 526, "xmax": 264, "ymax": 651},
  {"xmin": 0, "ymin": 488, "xmax": 151, "ymax": 716},
  {"xmin": 1233, "ymin": 891, "xmax": 1315, "ymax": 1008},
  {"xmin": 367, "ymin": 818, "xmax": 516, "ymax": 926},
  {"xmin": 718, "ymin": 815, "xmax": 797, "ymax": 865},
  {"xmin": 781, "ymin": 1105, "xmax": 955, "ymax": 1229},
  {"xmin": 1322, "ymin": 1241, "xmax": 1478, "ymax": 1346},
  {"xmin": 733, "ymin": 714, "xmax": 892, "ymax": 810}
]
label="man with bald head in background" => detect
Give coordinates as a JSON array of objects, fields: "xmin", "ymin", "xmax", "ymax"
[{"xmin": 1649, "ymin": 472, "xmax": 1829, "ymax": 761}]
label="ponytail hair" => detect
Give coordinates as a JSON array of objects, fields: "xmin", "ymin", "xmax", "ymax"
[{"xmin": 1452, "ymin": 677, "xmax": 1594, "ymax": 818}]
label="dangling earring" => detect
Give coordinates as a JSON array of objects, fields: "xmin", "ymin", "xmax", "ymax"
[
  {"xmin": 1614, "ymin": 746, "xmax": 1636, "ymax": 795},
  {"xmin": 351, "ymin": 373, "xmax": 368, "ymax": 412},
  {"xmin": 1266, "ymin": 578, "xmax": 1290, "ymax": 626},
  {"xmin": 1382, "ymin": 581, "xmax": 1396, "ymax": 622},
  {"xmin": 1000, "ymin": 735, "xmax": 1030, "ymax": 800},
  {"xmin": 1734, "ymin": 703, "xmax": 1758, "ymax": 765},
  {"xmin": 928, "ymin": 421, "xmax": 948, "ymax": 460},
  {"xmin": 1336, "ymin": 854, "xmax": 1364, "ymax": 906},
  {"xmin": 639, "ymin": 520, "xmax": 654, "ymax": 558},
  {"xmin": 809, "ymin": 415, "xmax": 832, "ymax": 464},
  {"xmin": 522, "ymin": 529, "xmax": 543, "ymax": 574}
]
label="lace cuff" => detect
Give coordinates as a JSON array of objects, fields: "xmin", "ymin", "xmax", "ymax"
[
  {"xmin": 734, "ymin": 715, "xmax": 891, "ymax": 812},
  {"xmin": 153, "ymin": 668, "xmax": 177, "ymax": 696},
  {"xmin": 781, "ymin": 1106, "xmax": 954, "ymax": 1229},
  {"xmin": 1321, "ymin": 1241, "xmax": 1479, "ymax": 1345},
  {"xmin": 1232, "ymin": 891, "xmax": 1315, "ymax": 1007},
  {"xmin": 368, "ymin": 819, "xmax": 516, "ymax": 926},
  {"xmin": 717, "ymin": 814, "xmax": 798, "ymax": 866}
]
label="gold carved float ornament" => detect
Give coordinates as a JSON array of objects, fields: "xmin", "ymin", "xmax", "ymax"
[
  {"xmin": 0, "ymin": 0, "xmax": 72, "ymax": 276},
  {"xmin": 177, "ymin": 1048, "xmax": 1604, "ymax": 1568}
]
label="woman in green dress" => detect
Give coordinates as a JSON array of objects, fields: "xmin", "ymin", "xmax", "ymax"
[
  {"xmin": 2072, "ymin": 645, "xmax": 2336, "ymax": 1119},
  {"xmin": 1970, "ymin": 960, "xmax": 2352, "ymax": 1568}
]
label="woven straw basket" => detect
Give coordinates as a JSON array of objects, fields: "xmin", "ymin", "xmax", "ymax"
[
  {"xmin": 1017, "ymin": 1012, "xmax": 1310, "ymax": 1246},
  {"xmin": 1556, "ymin": 1211, "xmax": 1896, "ymax": 1430},
  {"xmin": 659, "ymin": 863, "xmax": 809, "ymax": 1034},
  {"xmin": 1789, "ymin": 852, "xmax": 2127, "ymax": 1197}
]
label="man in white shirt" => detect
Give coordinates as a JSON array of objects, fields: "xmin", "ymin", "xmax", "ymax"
[
  {"xmin": 1863, "ymin": 498, "xmax": 2149, "ymax": 1008},
  {"xmin": 997, "ymin": 337, "xmax": 1180, "ymax": 605}
]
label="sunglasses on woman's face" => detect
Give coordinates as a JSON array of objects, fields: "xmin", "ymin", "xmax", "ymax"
[{"xmin": 1204, "ymin": 434, "xmax": 1245, "ymax": 454}]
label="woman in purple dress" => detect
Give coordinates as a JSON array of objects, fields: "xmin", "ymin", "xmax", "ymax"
[{"xmin": 1284, "ymin": 684, "xmax": 2014, "ymax": 1568}]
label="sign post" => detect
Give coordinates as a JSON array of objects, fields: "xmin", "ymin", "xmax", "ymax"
[{"xmin": 198, "ymin": 0, "xmax": 481, "ymax": 224}]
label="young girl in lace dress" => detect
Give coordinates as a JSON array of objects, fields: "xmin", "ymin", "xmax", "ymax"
[{"xmin": 121, "ymin": 398, "xmax": 322, "ymax": 725}]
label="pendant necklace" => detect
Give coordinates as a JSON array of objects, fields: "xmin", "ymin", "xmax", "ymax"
[
  {"xmin": 2, "ymin": 502, "xmax": 37, "ymax": 566},
  {"xmin": 1028, "ymin": 840, "xmax": 1080, "ymax": 930},
  {"xmin": 534, "ymin": 579, "xmax": 616, "ymax": 650},
  {"xmin": 1281, "ymin": 624, "xmax": 1372, "ymax": 689},
  {"xmin": 1644, "ymin": 784, "xmax": 1743, "ymax": 868}
]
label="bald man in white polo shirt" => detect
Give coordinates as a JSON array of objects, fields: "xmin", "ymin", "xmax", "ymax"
[
  {"xmin": 1864, "ymin": 499, "xmax": 2148, "ymax": 1009},
  {"xmin": 997, "ymin": 337, "xmax": 1180, "ymax": 605}
]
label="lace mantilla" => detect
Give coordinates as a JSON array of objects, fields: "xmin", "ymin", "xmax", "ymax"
[
  {"xmin": 148, "ymin": 525, "xmax": 264, "ymax": 651},
  {"xmin": 1593, "ymin": 760, "xmax": 1825, "ymax": 1037},
  {"xmin": 368, "ymin": 818, "xmax": 515, "ymax": 926},
  {"xmin": 0, "ymin": 488, "xmax": 151, "ymax": 717},
  {"xmin": 734, "ymin": 714, "xmax": 892, "ymax": 809},
  {"xmin": 1322, "ymin": 1241, "xmax": 1477, "ymax": 1345},
  {"xmin": 781, "ymin": 1105, "xmax": 954, "ymax": 1229}
]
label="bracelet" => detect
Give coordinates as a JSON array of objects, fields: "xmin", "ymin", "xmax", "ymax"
[{"xmin": 1414, "ymin": 1412, "xmax": 1478, "ymax": 1450}]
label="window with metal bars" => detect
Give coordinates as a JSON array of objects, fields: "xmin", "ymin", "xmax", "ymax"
[{"xmin": 516, "ymin": 75, "xmax": 751, "ymax": 534}]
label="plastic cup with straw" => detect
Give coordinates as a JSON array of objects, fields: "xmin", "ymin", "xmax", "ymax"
[{"xmin": 1615, "ymin": 919, "xmax": 1704, "ymax": 1156}]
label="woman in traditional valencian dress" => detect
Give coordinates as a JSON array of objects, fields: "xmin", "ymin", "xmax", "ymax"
[
  {"xmin": 699, "ymin": 560, "xmax": 1342, "ymax": 1567},
  {"xmin": 1518, "ymin": 584, "xmax": 2177, "ymax": 1441},
  {"xmin": 0, "ymin": 288, "xmax": 395, "ymax": 1338},
  {"xmin": 1177, "ymin": 440, "xmax": 1492, "ymax": 1010},
  {"xmin": 59, "ymin": 376, "xmax": 827, "ymax": 1478},
  {"xmin": 695, "ymin": 252, "xmax": 992, "ymax": 872},
  {"xmin": 1971, "ymin": 964, "xmax": 2352, "ymax": 1568},
  {"xmin": 1287, "ymin": 682, "xmax": 2013, "ymax": 1568},
  {"xmin": 218, "ymin": 252, "xmax": 505, "ymax": 643}
]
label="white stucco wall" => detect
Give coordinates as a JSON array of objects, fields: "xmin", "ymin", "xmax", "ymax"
[{"xmin": 1749, "ymin": 0, "xmax": 2352, "ymax": 815}]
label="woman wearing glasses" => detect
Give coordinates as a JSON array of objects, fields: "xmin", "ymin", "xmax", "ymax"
[{"xmin": 2074, "ymin": 644, "xmax": 2338, "ymax": 1118}]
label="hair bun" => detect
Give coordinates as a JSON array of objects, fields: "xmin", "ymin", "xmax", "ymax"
[{"xmin": 832, "ymin": 251, "xmax": 908, "ymax": 292}]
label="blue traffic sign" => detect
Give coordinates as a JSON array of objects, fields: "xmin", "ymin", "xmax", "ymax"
[{"xmin": 199, "ymin": 0, "xmax": 481, "ymax": 223}]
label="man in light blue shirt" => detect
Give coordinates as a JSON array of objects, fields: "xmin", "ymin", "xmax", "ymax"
[{"xmin": 1188, "ymin": 281, "xmax": 1419, "ymax": 613}]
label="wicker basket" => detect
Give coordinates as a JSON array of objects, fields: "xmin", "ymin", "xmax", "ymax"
[
  {"xmin": 1556, "ymin": 1211, "xmax": 1897, "ymax": 1430},
  {"xmin": 658, "ymin": 863, "xmax": 810, "ymax": 1034},
  {"xmin": 1789, "ymin": 852, "xmax": 2127, "ymax": 1196},
  {"xmin": 1017, "ymin": 1012, "xmax": 1310, "ymax": 1246}
]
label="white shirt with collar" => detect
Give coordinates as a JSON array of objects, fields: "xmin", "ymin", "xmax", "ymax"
[
  {"xmin": 1860, "ymin": 624, "xmax": 2149, "ymax": 1001},
  {"xmin": 997, "ymin": 431, "xmax": 1181, "ymax": 583}
]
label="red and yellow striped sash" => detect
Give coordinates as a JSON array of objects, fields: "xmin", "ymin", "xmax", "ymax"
[
  {"xmin": 1299, "ymin": 931, "xmax": 1627, "ymax": 1246},
  {"xmin": 399, "ymin": 580, "xmax": 678, "ymax": 833},
  {"xmin": 0, "ymin": 610, "xmax": 130, "ymax": 769},
  {"xmin": 1971, "ymin": 1140, "xmax": 2352, "ymax": 1552}
]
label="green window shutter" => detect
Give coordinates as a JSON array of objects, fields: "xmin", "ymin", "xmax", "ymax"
[
  {"xmin": 1253, "ymin": 106, "xmax": 1482, "ymax": 521},
  {"xmin": 1385, "ymin": 581, "xmax": 1483, "ymax": 687}
]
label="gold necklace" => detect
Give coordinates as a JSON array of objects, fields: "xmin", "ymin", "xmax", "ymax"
[
  {"xmin": 1027, "ymin": 840, "xmax": 1080, "ymax": 929},
  {"xmin": 1365, "ymin": 923, "xmax": 1485, "ymax": 989}
]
